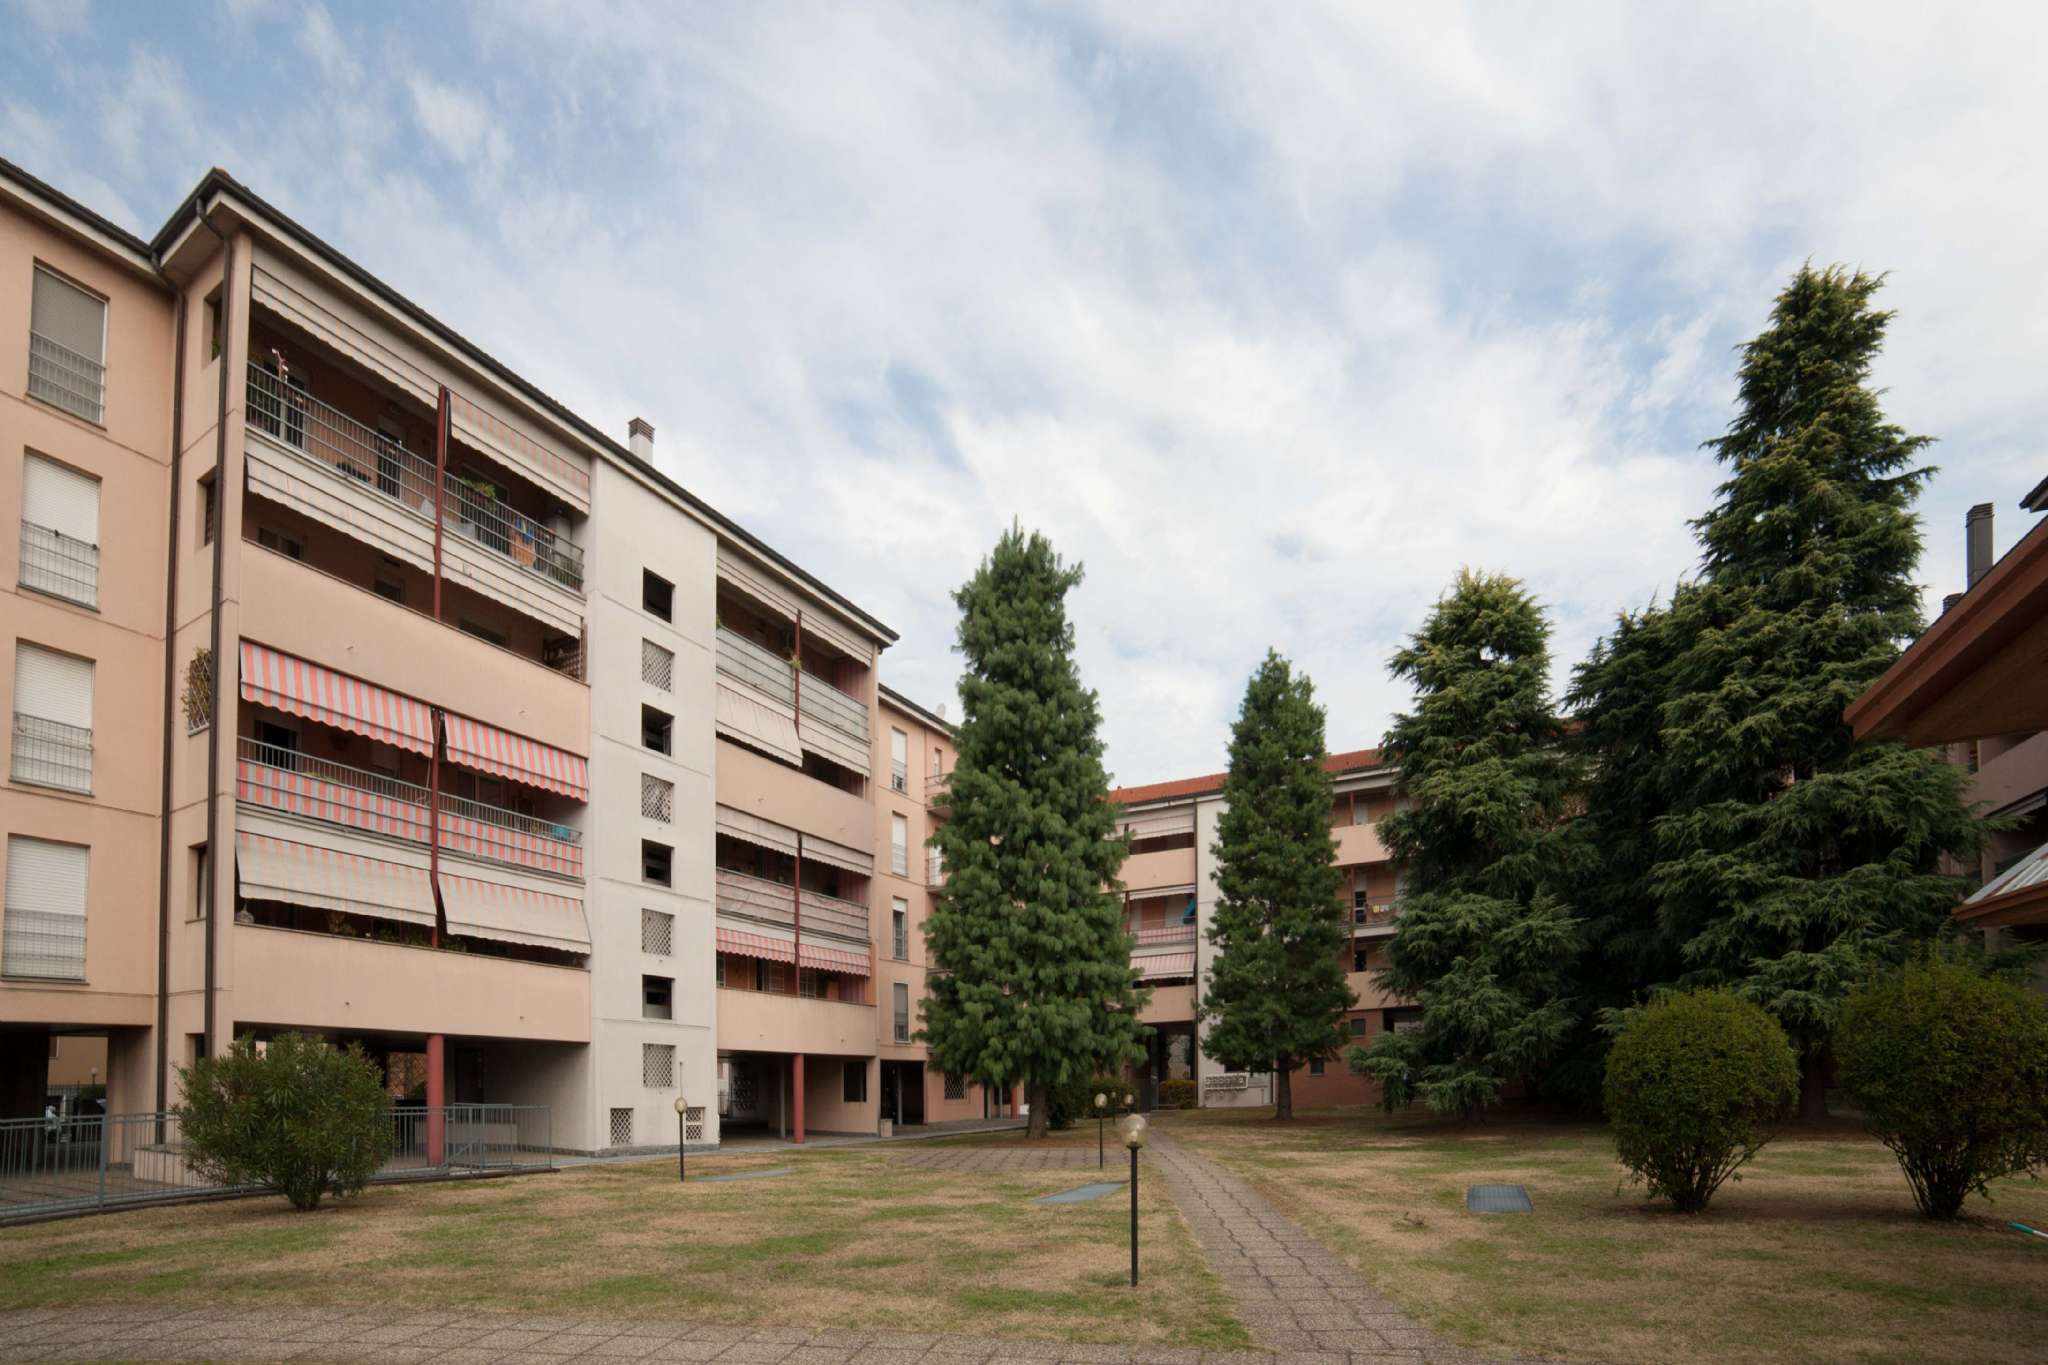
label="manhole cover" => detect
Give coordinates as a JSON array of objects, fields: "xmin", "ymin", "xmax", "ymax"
[
  {"xmin": 1036, "ymin": 1181, "xmax": 1125, "ymax": 1206},
  {"xmin": 1466, "ymin": 1184, "xmax": 1533, "ymax": 1213}
]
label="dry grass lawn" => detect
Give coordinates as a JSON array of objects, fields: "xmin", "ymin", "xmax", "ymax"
[
  {"xmin": 1162, "ymin": 1106, "xmax": 2048, "ymax": 1364},
  {"xmin": 0, "ymin": 1144, "xmax": 1246, "ymax": 1349}
]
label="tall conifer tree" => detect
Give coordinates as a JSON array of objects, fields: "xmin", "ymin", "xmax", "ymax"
[
  {"xmin": 920, "ymin": 526, "xmax": 1146, "ymax": 1138},
  {"xmin": 1351, "ymin": 570, "xmax": 1581, "ymax": 1117},
  {"xmin": 1570, "ymin": 266, "xmax": 1982, "ymax": 1116},
  {"xmin": 1199, "ymin": 651, "xmax": 1352, "ymax": 1122}
]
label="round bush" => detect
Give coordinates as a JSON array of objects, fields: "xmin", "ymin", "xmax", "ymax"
[
  {"xmin": 1158, "ymin": 1078, "xmax": 1199, "ymax": 1110},
  {"xmin": 1604, "ymin": 990, "xmax": 1798, "ymax": 1213},
  {"xmin": 177, "ymin": 1032, "xmax": 396, "ymax": 1210},
  {"xmin": 1836, "ymin": 955, "xmax": 2048, "ymax": 1220}
]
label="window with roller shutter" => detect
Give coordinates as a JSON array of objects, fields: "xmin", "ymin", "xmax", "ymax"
[
  {"xmin": 3, "ymin": 835, "xmax": 88, "ymax": 981},
  {"xmin": 11, "ymin": 642, "xmax": 93, "ymax": 792},
  {"xmin": 18, "ymin": 453, "xmax": 100, "ymax": 607}
]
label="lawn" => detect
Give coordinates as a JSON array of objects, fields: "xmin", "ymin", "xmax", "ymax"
[
  {"xmin": 0, "ymin": 1144, "xmax": 1248, "ymax": 1350},
  {"xmin": 1160, "ymin": 1105, "xmax": 2048, "ymax": 1365}
]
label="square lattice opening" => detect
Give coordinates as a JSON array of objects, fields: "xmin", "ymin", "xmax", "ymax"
[
  {"xmin": 643, "ymin": 1043, "xmax": 676, "ymax": 1088},
  {"xmin": 609, "ymin": 1108, "xmax": 633, "ymax": 1147},
  {"xmin": 642, "ymin": 908, "xmax": 674, "ymax": 956}
]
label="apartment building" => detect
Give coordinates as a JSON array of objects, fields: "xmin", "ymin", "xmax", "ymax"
[
  {"xmin": 1108, "ymin": 748, "xmax": 1413, "ymax": 1110},
  {"xmin": 0, "ymin": 158, "xmax": 906, "ymax": 1152}
]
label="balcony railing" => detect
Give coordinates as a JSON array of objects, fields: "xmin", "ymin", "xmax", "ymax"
[
  {"xmin": 17, "ymin": 521, "xmax": 98, "ymax": 609},
  {"xmin": 10, "ymin": 713, "xmax": 92, "ymax": 793},
  {"xmin": 890, "ymin": 760, "xmax": 908, "ymax": 793},
  {"xmin": 237, "ymin": 738, "xmax": 582, "ymax": 877},
  {"xmin": 28, "ymin": 332, "xmax": 104, "ymax": 425},
  {"xmin": 714, "ymin": 866, "xmax": 870, "ymax": 945},
  {"xmin": 1129, "ymin": 923, "xmax": 1196, "ymax": 947},
  {"xmin": 1352, "ymin": 901, "xmax": 1400, "ymax": 929},
  {"xmin": 714, "ymin": 627, "xmax": 794, "ymax": 704},
  {"xmin": 798, "ymin": 670, "xmax": 869, "ymax": 745},
  {"xmin": 246, "ymin": 365, "xmax": 584, "ymax": 594},
  {"xmin": 927, "ymin": 847, "xmax": 945, "ymax": 886}
]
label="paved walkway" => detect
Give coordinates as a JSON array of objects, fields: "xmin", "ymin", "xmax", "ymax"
[{"xmin": 894, "ymin": 1146, "xmax": 1107, "ymax": 1172}]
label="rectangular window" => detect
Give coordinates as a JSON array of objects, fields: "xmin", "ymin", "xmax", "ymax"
[
  {"xmin": 189, "ymin": 843, "xmax": 209, "ymax": 922},
  {"xmin": 892, "ymin": 982, "xmax": 910, "ymax": 1043},
  {"xmin": 1349, "ymin": 1017, "xmax": 1368, "ymax": 1038},
  {"xmin": 891, "ymin": 897, "xmax": 908, "ymax": 959},
  {"xmin": 890, "ymin": 813, "xmax": 909, "ymax": 877},
  {"xmin": 642, "ymin": 975, "xmax": 673, "ymax": 1021},
  {"xmin": 643, "ymin": 570, "xmax": 673, "ymax": 621},
  {"xmin": 641, "ymin": 773, "xmax": 674, "ymax": 823},
  {"xmin": 798, "ymin": 968, "xmax": 821, "ymax": 999},
  {"xmin": 19, "ymin": 453, "xmax": 100, "ymax": 608},
  {"xmin": 28, "ymin": 265, "xmax": 106, "ymax": 424},
  {"xmin": 198, "ymin": 472, "xmax": 217, "ymax": 546},
  {"xmin": 1308, "ymin": 1057, "xmax": 1326, "ymax": 1076},
  {"xmin": 642, "ymin": 908, "xmax": 674, "ymax": 956},
  {"xmin": 642, "ymin": 705, "xmax": 673, "ymax": 755},
  {"xmin": 256, "ymin": 525, "xmax": 304, "ymax": 561},
  {"xmin": 753, "ymin": 958, "xmax": 768, "ymax": 992},
  {"xmin": 843, "ymin": 1060, "xmax": 867, "ymax": 1103},
  {"xmin": 1353, "ymin": 947, "xmax": 1368, "ymax": 973},
  {"xmin": 373, "ymin": 575, "xmax": 404, "ymax": 604},
  {"xmin": 890, "ymin": 728, "xmax": 908, "ymax": 792},
  {"xmin": 459, "ymin": 616, "xmax": 508, "ymax": 648},
  {"xmin": 641, "ymin": 840, "xmax": 672, "ymax": 886},
  {"xmin": 944, "ymin": 1073, "xmax": 966, "ymax": 1101},
  {"xmin": 11, "ymin": 642, "xmax": 94, "ymax": 792},
  {"xmin": 643, "ymin": 1043, "xmax": 675, "ymax": 1087},
  {"xmin": 641, "ymin": 638, "xmax": 674, "ymax": 691},
  {"xmin": 1354, "ymin": 794, "xmax": 1370, "ymax": 825},
  {"xmin": 3, "ymin": 835, "xmax": 88, "ymax": 981}
]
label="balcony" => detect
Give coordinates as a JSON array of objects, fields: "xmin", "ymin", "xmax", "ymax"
[
  {"xmin": 1351, "ymin": 901, "xmax": 1400, "ymax": 934},
  {"xmin": 927, "ymin": 847, "xmax": 945, "ymax": 887},
  {"xmin": 1333, "ymin": 821, "xmax": 1390, "ymax": 866},
  {"xmin": 798, "ymin": 672, "xmax": 868, "ymax": 745},
  {"xmin": 236, "ymin": 738, "xmax": 583, "ymax": 878},
  {"xmin": 717, "ymin": 986, "xmax": 877, "ymax": 1055},
  {"xmin": 1123, "ymin": 845, "xmax": 1197, "ymax": 892},
  {"xmin": 9, "ymin": 713, "xmax": 91, "ymax": 794},
  {"xmin": 925, "ymin": 768, "xmax": 951, "ymax": 804},
  {"xmin": 714, "ymin": 866, "xmax": 868, "ymax": 944},
  {"xmin": 17, "ymin": 522, "xmax": 97, "ymax": 609},
  {"xmin": 245, "ymin": 362, "xmax": 593, "ymax": 593},
  {"xmin": 1130, "ymin": 923, "xmax": 1196, "ymax": 948},
  {"xmin": 28, "ymin": 332, "xmax": 104, "ymax": 425}
]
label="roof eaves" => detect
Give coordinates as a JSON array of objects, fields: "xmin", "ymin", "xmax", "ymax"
[{"xmin": 0, "ymin": 154, "xmax": 158, "ymax": 274}]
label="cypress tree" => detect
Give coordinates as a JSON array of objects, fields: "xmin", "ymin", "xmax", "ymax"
[
  {"xmin": 1198, "ymin": 651, "xmax": 1352, "ymax": 1122},
  {"xmin": 1570, "ymin": 266, "xmax": 1982, "ymax": 1117},
  {"xmin": 919, "ymin": 526, "xmax": 1147, "ymax": 1138},
  {"xmin": 1350, "ymin": 570, "xmax": 1581, "ymax": 1118}
]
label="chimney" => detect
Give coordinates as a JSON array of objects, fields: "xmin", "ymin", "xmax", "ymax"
[
  {"xmin": 628, "ymin": 416, "xmax": 655, "ymax": 464},
  {"xmin": 1966, "ymin": 503, "xmax": 1994, "ymax": 588}
]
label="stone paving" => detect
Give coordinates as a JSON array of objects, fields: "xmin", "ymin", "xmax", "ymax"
[{"xmin": 892, "ymin": 1146, "xmax": 1108, "ymax": 1172}]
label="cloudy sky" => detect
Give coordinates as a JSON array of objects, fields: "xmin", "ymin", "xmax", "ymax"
[{"xmin": 7, "ymin": 2, "xmax": 2043, "ymax": 785}]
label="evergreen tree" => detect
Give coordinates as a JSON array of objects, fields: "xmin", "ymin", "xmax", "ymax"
[
  {"xmin": 920, "ymin": 526, "xmax": 1147, "ymax": 1138},
  {"xmin": 1198, "ymin": 651, "xmax": 1352, "ymax": 1122},
  {"xmin": 1350, "ymin": 570, "xmax": 1581, "ymax": 1118},
  {"xmin": 1570, "ymin": 266, "xmax": 1982, "ymax": 1117}
]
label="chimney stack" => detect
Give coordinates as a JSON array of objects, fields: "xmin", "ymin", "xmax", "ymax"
[
  {"xmin": 1966, "ymin": 503, "xmax": 1994, "ymax": 589},
  {"xmin": 628, "ymin": 416, "xmax": 655, "ymax": 464}
]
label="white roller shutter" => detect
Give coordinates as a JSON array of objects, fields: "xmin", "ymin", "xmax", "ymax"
[
  {"xmin": 13, "ymin": 643, "xmax": 93, "ymax": 727},
  {"xmin": 3, "ymin": 836, "xmax": 88, "ymax": 980},
  {"xmin": 21, "ymin": 455, "xmax": 100, "ymax": 543},
  {"xmin": 31, "ymin": 268, "xmax": 105, "ymax": 362}
]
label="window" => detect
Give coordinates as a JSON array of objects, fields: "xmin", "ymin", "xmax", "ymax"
[
  {"xmin": 1354, "ymin": 795, "xmax": 1371, "ymax": 825},
  {"xmin": 642, "ymin": 840, "xmax": 671, "ymax": 886},
  {"xmin": 1349, "ymin": 1017, "xmax": 1368, "ymax": 1038},
  {"xmin": 19, "ymin": 453, "xmax": 100, "ymax": 608},
  {"xmin": 609, "ymin": 1108, "xmax": 634, "ymax": 1146},
  {"xmin": 372, "ymin": 575, "xmax": 404, "ymax": 604},
  {"xmin": 204, "ymin": 288, "xmax": 222, "ymax": 362},
  {"xmin": 459, "ymin": 617, "xmax": 508, "ymax": 648},
  {"xmin": 197, "ymin": 472, "xmax": 217, "ymax": 546},
  {"xmin": 188, "ymin": 843, "xmax": 209, "ymax": 922},
  {"xmin": 843, "ymin": 1061, "xmax": 867, "ymax": 1103},
  {"xmin": 752, "ymin": 958, "xmax": 768, "ymax": 992},
  {"xmin": 891, "ymin": 897, "xmax": 908, "ymax": 959},
  {"xmin": 643, "ymin": 570, "xmax": 673, "ymax": 621},
  {"xmin": 1353, "ymin": 947, "xmax": 1368, "ymax": 973},
  {"xmin": 642, "ymin": 908, "xmax": 673, "ymax": 956},
  {"xmin": 1353, "ymin": 887, "xmax": 1370, "ymax": 914},
  {"xmin": 28, "ymin": 265, "xmax": 106, "ymax": 424},
  {"xmin": 3, "ymin": 835, "xmax": 88, "ymax": 980},
  {"xmin": 890, "ymin": 728, "xmax": 908, "ymax": 792},
  {"xmin": 798, "ymin": 968, "xmax": 821, "ymax": 999},
  {"xmin": 1308, "ymin": 1057, "xmax": 1326, "ymax": 1077},
  {"xmin": 714, "ymin": 956, "xmax": 728, "ymax": 988},
  {"xmin": 642, "ymin": 975, "xmax": 673, "ymax": 1021},
  {"xmin": 642, "ymin": 638, "xmax": 674, "ymax": 691},
  {"xmin": 944, "ymin": 1073, "xmax": 966, "ymax": 1101},
  {"xmin": 890, "ymin": 813, "xmax": 909, "ymax": 877},
  {"xmin": 893, "ymin": 982, "xmax": 910, "ymax": 1043},
  {"xmin": 641, "ymin": 773, "xmax": 674, "ymax": 823},
  {"xmin": 642, "ymin": 705, "xmax": 672, "ymax": 756},
  {"xmin": 256, "ymin": 525, "xmax": 303, "ymax": 561},
  {"xmin": 11, "ymin": 642, "xmax": 94, "ymax": 792},
  {"xmin": 643, "ymin": 1043, "xmax": 675, "ymax": 1087}
]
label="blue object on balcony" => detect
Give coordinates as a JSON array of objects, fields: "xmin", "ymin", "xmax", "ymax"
[{"xmin": 1182, "ymin": 895, "xmax": 1196, "ymax": 923}]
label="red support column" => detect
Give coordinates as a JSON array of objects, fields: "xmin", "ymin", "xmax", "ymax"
[
  {"xmin": 425, "ymin": 1033, "xmax": 446, "ymax": 1166},
  {"xmin": 1011, "ymin": 1082, "xmax": 1022, "ymax": 1118},
  {"xmin": 792, "ymin": 1054, "xmax": 806, "ymax": 1145}
]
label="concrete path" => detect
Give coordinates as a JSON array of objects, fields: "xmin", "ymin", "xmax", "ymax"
[{"xmin": 894, "ymin": 1146, "xmax": 1107, "ymax": 1172}]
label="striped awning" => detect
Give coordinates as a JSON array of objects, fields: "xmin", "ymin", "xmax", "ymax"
[
  {"xmin": 442, "ymin": 712, "xmax": 589, "ymax": 800},
  {"xmin": 800, "ymin": 832, "xmax": 872, "ymax": 878},
  {"xmin": 236, "ymin": 831, "xmax": 435, "ymax": 927},
  {"xmin": 239, "ymin": 642, "xmax": 433, "ymax": 755},
  {"xmin": 438, "ymin": 871, "xmax": 590, "ymax": 953},
  {"xmin": 717, "ymin": 926, "xmax": 796, "ymax": 964},
  {"xmin": 716, "ymin": 805, "xmax": 798, "ymax": 857},
  {"xmin": 800, "ymin": 941, "xmax": 871, "ymax": 976},
  {"xmin": 1137, "ymin": 951, "xmax": 1196, "ymax": 980},
  {"xmin": 1123, "ymin": 808, "xmax": 1196, "ymax": 840}
]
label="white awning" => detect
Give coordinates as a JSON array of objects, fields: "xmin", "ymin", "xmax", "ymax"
[
  {"xmin": 716, "ymin": 805, "xmax": 798, "ymax": 857},
  {"xmin": 1122, "ymin": 808, "xmax": 1195, "ymax": 840},
  {"xmin": 236, "ymin": 831, "xmax": 435, "ymax": 927},
  {"xmin": 438, "ymin": 870, "xmax": 590, "ymax": 953},
  {"xmin": 800, "ymin": 832, "xmax": 872, "ymax": 878},
  {"xmin": 716, "ymin": 682, "xmax": 802, "ymax": 765}
]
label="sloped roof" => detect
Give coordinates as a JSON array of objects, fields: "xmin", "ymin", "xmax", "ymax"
[{"xmin": 1110, "ymin": 747, "xmax": 1386, "ymax": 805}]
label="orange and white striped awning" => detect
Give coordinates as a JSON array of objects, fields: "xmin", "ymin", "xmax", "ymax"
[
  {"xmin": 716, "ymin": 926, "xmax": 796, "ymax": 965},
  {"xmin": 236, "ymin": 831, "xmax": 436, "ymax": 927},
  {"xmin": 1138, "ymin": 951, "xmax": 1196, "ymax": 980},
  {"xmin": 438, "ymin": 870, "xmax": 590, "ymax": 953},
  {"xmin": 799, "ymin": 941, "xmax": 871, "ymax": 976},
  {"xmin": 239, "ymin": 642, "xmax": 433, "ymax": 755},
  {"xmin": 442, "ymin": 712, "xmax": 589, "ymax": 800}
]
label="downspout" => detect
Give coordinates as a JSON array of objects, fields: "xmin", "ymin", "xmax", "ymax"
[
  {"xmin": 152, "ymin": 283, "xmax": 189, "ymax": 1115},
  {"xmin": 197, "ymin": 222, "xmax": 235, "ymax": 1059},
  {"xmin": 425, "ymin": 385, "xmax": 451, "ymax": 1158}
]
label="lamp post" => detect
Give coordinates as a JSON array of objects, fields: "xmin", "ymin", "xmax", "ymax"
[
  {"xmin": 1094, "ymin": 1092, "xmax": 1108, "ymax": 1170},
  {"xmin": 1120, "ymin": 1112, "xmax": 1148, "ymax": 1287},
  {"xmin": 673, "ymin": 1095, "xmax": 689, "ymax": 1183}
]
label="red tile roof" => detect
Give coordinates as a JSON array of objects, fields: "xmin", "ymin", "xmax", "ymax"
[{"xmin": 1109, "ymin": 747, "xmax": 1386, "ymax": 805}]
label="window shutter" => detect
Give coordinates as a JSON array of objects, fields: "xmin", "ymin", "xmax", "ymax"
[
  {"xmin": 890, "ymin": 729, "xmax": 907, "ymax": 765},
  {"xmin": 4, "ymin": 836, "xmax": 89, "ymax": 980},
  {"xmin": 14, "ymin": 643, "xmax": 93, "ymax": 728},
  {"xmin": 31, "ymin": 268, "xmax": 106, "ymax": 362},
  {"xmin": 21, "ymin": 455, "xmax": 100, "ymax": 544}
]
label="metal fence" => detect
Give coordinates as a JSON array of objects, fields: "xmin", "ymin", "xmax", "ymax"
[
  {"xmin": 17, "ymin": 520, "xmax": 99, "ymax": 608},
  {"xmin": 10, "ymin": 711, "xmax": 92, "ymax": 794},
  {"xmin": 0, "ymin": 1105, "xmax": 553, "ymax": 1223}
]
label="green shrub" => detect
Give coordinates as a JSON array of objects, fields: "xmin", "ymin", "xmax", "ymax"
[
  {"xmin": 176, "ymin": 1032, "xmax": 396, "ymax": 1210},
  {"xmin": 1836, "ymin": 954, "xmax": 2048, "ymax": 1220},
  {"xmin": 1604, "ymin": 990, "xmax": 1798, "ymax": 1213},
  {"xmin": 1158, "ymin": 1078, "xmax": 1199, "ymax": 1110},
  {"xmin": 1045, "ymin": 1072, "xmax": 1131, "ymax": 1130}
]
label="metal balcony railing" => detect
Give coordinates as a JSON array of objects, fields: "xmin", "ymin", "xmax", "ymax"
[
  {"xmin": 798, "ymin": 670, "xmax": 869, "ymax": 745},
  {"xmin": 713, "ymin": 867, "xmax": 869, "ymax": 945},
  {"xmin": 10, "ymin": 713, "xmax": 92, "ymax": 793},
  {"xmin": 17, "ymin": 521, "xmax": 98, "ymax": 609},
  {"xmin": 1129, "ymin": 923, "xmax": 1196, "ymax": 947},
  {"xmin": 246, "ymin": 364, "xmax": 584, "ymax": 594},
  {"xmin": 28, "ymin": 332, "xmax": 104, "ymax": 425},
  {"xmin": 714, "ymin": 627, "xmax": 794, "ymax": 704},
  {"xmin": 1352, "ymin": 901, "xmax": 1400, "ymax": 929}
]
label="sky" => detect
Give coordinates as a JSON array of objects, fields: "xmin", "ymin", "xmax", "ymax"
[{"xmin": 6, "ymin": 1, "xmax": 2044, "ymax": 786}]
